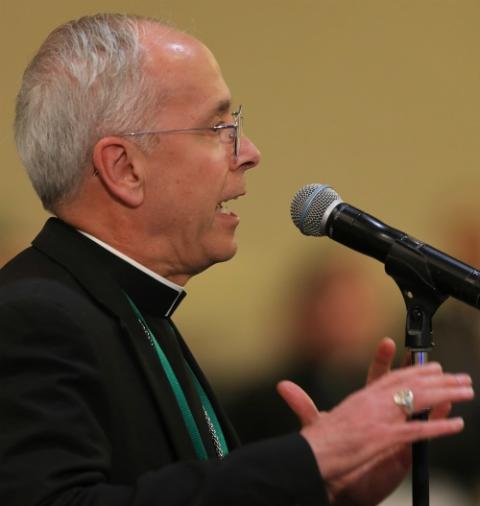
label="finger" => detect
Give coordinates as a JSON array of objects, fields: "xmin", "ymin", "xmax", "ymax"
[
  {"xmin": 414, "ymin": 385, "xmax": 474, "ymax": 412},
  {"xmin": 382, "ymin": 362, "xmax": 443, "ymax": 387},
  {"xmin": 395, "ymin": 417, "xmax": 464, "ymax": 443},
  {"xmin": 417, "ymin": 372, "xmax": 472, "ymax": 388},
  {"xmin": 393, "ymin": 361, "xmax": 443, "ymax": 378},
  {"xmin": 394, "ymin": 373, "xmax": 473, "ymax": 414},
  {"xmin": 429, "ymin": 402, "xmax": 452, "ymax": 420},
  {"xmin": 367, "ymin": 337, "xmax": 396, "ymax": 384},
  {"xmin": 277, "ymin": 380, "xmax": 318, "ymax": 426}
]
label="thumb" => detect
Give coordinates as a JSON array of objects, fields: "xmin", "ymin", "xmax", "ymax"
[
  {"xmin": 366, "ymin": 337, "xmax": 396, "ymax": 385},
  {"xmin": 277, "ymin": 380, "xmax": 318, "ymax": 427}
]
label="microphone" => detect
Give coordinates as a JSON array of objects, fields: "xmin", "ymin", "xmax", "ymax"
[{"xmin": 290, "ymin": 183, "xmax": 480, "ymax": 309}]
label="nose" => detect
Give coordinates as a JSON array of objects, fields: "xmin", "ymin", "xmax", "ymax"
[{"xmin": 234, "ymin": 135, "xmax": 261, "ymax": 171}]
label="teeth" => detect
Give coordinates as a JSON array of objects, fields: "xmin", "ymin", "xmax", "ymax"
[
  {"xmin": 216, "ymin": 202, "xmax": 230, "ymax": 213},
  {"xmin": 217, "ymin": 195, "xmax": 242, "ymax": 213}
]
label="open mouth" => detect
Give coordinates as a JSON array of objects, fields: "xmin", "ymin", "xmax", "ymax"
[{"xmin": 215, "ymin": 194, "xmax": 244, "ymax": 215}]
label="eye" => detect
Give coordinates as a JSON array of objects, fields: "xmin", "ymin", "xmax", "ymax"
[
  {"xmin": 225, "ymin": 127, "xmax": 235, "ymax": 141},
  {"xmin": 214, "ymin": 125, "xmax": 236, "ymax": 143},
  {"xmin": 213, "ymin": 114, "xmax": 232, "ymax": 126},
  {"xmin": 213, "ymin": 111, "xmax": 235, "ymax": 129}
]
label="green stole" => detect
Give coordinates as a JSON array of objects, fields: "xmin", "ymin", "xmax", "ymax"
[{"xmin": 126, "ymin": 294, "xmax": 229, "ymax": 460}]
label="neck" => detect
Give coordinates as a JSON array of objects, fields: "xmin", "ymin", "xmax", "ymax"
[{"xmin": 57, "ymin": 210, "xmax": 193, "ymax": 287}]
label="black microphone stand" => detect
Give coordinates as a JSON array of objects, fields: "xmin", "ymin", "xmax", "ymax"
[{"xmin": 385, "ymin": 242, "xmax": 448, "ymax": 506}]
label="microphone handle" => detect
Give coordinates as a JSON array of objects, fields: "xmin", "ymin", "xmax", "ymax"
[{"xmin": 326, "ymin": 204, "xmax": 480, "ymax": 309}]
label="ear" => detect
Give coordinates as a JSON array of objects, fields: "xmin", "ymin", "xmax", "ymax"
[{"xmin": 92, "ymin": 137, "xmax": 145, "ymax": 207}]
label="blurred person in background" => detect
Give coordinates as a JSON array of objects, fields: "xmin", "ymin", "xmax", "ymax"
[
  {"xmin": 224, "ymin": 251, "xmax": 393, "ymax": 442},
  {"xmin": 427, "ymin": 211, "xmax": 480, "ymax": 499}
]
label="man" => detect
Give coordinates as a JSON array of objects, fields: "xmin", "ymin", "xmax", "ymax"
[{"xmin": 0, "ymin": 13, "xmax": 473, "ymax": 506}]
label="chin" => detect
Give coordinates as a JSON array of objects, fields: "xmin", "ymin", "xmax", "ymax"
[
  {"xmin": 216, "ymin": 243, "xmax": 238, "ymax": 263},
  {"xmin": 190, "ymin": 235, "xmax": 239, "ymax": 275},
  {"xmin": 207, "ymin": 240, "xmax": 238, "ymax": 266}
]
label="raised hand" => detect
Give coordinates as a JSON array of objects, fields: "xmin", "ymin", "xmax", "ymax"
[{"xmin": 277, "ymin": 338, "xmax": 473, "ymax": 505}]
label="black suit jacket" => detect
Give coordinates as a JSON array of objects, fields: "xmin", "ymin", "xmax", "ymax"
[{"xmin": 0, "ymin": 218, "xmax": 328, "ymax": 506}]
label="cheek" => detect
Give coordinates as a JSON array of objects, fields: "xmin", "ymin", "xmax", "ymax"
[
  {"xmin": 146, "ymin": 145, "xmax": 229, "ymax": 220},
  {"xmin": 173, "ymin": 192, "xmax": 216, "ymax": 236}
]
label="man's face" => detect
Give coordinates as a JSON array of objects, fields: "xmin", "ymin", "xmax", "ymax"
[{"xmin": 138, "ymin": 30, "xmax": 260, "ymax": 283}]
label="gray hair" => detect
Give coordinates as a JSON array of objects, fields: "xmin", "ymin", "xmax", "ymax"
[{"xmin": 14, "ymin": 13, "xmax": 171, "ymax": 212}]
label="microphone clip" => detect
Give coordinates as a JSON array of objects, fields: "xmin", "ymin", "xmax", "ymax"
[{"xmin": 385, "ymin": 240, "xmax": 448, "ymax": 351}]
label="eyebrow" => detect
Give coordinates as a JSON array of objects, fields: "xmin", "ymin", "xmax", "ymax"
[
  {"xmin": 204, "ymin": 99, "xmax": 232, "ymax": 122},
  {"xmin": 215, "ymin": 99, "xmax": 232, "ymax": 115}
]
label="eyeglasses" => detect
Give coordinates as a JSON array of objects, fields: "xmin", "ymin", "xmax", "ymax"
[{"xmin": 116, "ymin": 104, "xmax": 244, "ymax": 158}]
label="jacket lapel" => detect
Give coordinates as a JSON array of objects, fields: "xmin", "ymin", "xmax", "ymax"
[{"xmin": 32, "ymin": 218, "xmax": 198, "ymax": 460}]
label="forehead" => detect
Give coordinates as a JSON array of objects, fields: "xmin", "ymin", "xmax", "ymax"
[{"xmin": 142, "ymin": 26, "xmax": 231, "ymax": 121}]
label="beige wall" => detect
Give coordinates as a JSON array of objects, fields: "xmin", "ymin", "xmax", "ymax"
[{"xmin": 1, "ymin": 1, "xmax": 480, "ymax": 386}]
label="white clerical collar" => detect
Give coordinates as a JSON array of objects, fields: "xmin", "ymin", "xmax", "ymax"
[{"xmin": 78, "ymin": 230, "xmax": 184, "ymax": 295}]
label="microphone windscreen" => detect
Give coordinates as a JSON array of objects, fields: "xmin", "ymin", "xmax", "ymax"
[{"xmin": 290, "ymin": 184, "xmax": 342, "ymax": 236}]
